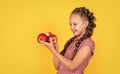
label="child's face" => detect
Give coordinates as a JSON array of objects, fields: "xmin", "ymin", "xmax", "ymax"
[{"xmin": 70, "ymin": 14, "xmax": 88, "ymax": 37}]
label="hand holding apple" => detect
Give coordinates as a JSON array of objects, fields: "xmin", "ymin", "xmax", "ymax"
[{"xmin": 37, "ymin": 32, "xmax": 59, "ymax": 59}]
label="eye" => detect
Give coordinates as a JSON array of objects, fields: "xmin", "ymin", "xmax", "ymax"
[
  {"xmin": 73, "ymin": 23, "xmax": 77, "ymax": 26},
  {"xmin": 70, "ymin": 23, "xmax": 77, "ymax": 26}
]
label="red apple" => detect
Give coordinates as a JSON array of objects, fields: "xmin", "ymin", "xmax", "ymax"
[
  {"xmin": 45, "ymin": 32, "xmax": 52, "ymax": 36},
  {"xmin": 37, "ymin": 33, "xmax": 47, "ymax": 43},
  {"xmin": 47, "ymin": 34, "xmax": 57, "ymax": 44},
  {"xmin": 51, "ymin": 34, "xmax": 57, "ymax": 43}
]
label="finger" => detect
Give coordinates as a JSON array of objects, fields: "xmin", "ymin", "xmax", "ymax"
[
  {"xmin": 50, "ymin": 37, "xmax": 53, "ymax": 44},
  {"xmin": 38, "ymin": 40, "xmax": 45, "ymax": 45},
  {"xmin": 54, "ymin": 42, "xmax": 58, "ymax": 46},
  {"xmin": 55, "ymin": 44, "xmax": 59, "ymax": 51},
  {"xmin": 39, "ymin": 40, "xmax": 46, "ymax": 44},
  {"xmin": 39, "ymin": 40, "xmax": 51, "ymax": 47},
  {"xmin": 39, "ymin": 43, "xmax": 45, "ymax": 46},
  {"xmin": 54, "ymin": 42, "xmax": 58, "ymax": 47}
]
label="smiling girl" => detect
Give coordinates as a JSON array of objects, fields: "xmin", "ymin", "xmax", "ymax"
[{"xmin": 39, "ymin": 7, "xmax": 96, "ymax": 74}]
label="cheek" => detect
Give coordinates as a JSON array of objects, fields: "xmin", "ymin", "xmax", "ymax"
[
  {"xmin": 77, "ymin": 25, "xmax": 85, "ymax": 32},
  {"xmin": 76, "ymin": 25, "xmax": 82, "ymax": 30}
]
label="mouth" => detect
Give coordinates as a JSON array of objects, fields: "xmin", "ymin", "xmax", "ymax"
[
  {"xmin": 72, "ymin": 30, "xmax": 77, "ymax": 34},
  {"xmin": 74, "ymin": 29, "xmax": 77, "ymax": 32}
]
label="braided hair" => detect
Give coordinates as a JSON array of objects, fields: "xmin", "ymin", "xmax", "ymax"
[{"xmin": 60, "ymin": 7, "xmax": 96, "ymax": 59}]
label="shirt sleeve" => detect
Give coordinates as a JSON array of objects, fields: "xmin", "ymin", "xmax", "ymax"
[{"xmin": 79, "ymin": 38, "xmax": 95, "ymax": 55}]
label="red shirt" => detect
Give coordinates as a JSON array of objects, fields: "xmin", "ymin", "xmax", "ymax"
[{"xmin": 57, "ymin": 38, "xmax": 95, "ymax": 74}]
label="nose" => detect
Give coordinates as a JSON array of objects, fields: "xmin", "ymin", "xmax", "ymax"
[{"xmin": 70, "ymin": 24, "xmax": 74, "ymax": 30}]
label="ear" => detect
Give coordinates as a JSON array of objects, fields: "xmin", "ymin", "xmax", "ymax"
[{"xmin": 84, "ymin": 21, "xmax": 89, "ymax": 27}]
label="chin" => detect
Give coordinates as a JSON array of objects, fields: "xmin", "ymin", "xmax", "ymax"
[
  {"xmin": 74, "ymin": 33, "xmax": 82, "ymax": 38},
  {"xmin": 73, "ymin": 34, "xmax": 78, "ymax": 36},
  {"xmin": 73, "ymin": 32, "xmax": 80, "ymax": 37}
]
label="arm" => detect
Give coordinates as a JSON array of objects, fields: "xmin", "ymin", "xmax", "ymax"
[
  {"xmin": 53, "ymin": 43, "xmax": 60, "ymax": 70},
  {"xmin": 50, "ymin": 46, "xmax": 91, "ymax": 71},
  {"xmin": 39, "ymin": 39, "xmax": 92, "ymax": 71},
  {"xmin": 53, "ymin": 55, "xmax": 60, "ymax": 70}
]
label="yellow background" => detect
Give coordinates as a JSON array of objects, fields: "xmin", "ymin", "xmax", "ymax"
[{"xmin": 0, "ymin": 0, "xmax": 120, "ymax": 74}]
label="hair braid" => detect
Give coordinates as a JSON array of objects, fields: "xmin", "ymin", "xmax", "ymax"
[{"xmin": 60, "ymin": 36, "xmax": 76, "ymax": 55}]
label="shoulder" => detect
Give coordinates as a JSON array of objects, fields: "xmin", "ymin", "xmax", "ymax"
[
  {"xmin": 84, "ymin": 38, "xmax": 94, "ymax": 44},
  {"xmin": 79, "ymin": 38, "xmax": 95, "ymax": 55}
]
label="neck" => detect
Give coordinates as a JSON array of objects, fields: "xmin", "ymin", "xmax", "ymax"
[{"xmin": 76, "ymin": 30, "xmax": 85, "ymax": 39}]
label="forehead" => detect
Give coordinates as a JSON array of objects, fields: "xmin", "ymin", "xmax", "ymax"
[{"xmin": 70, "ymin": 14, "xmax": 83, "ymax": 22}]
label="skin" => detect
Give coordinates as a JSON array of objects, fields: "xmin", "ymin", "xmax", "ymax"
[{"xmin": 39, "ymin": 14, "xmax": 92, "ymax": 71}]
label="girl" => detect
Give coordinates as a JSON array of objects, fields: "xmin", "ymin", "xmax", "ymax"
[{"xmin": 39, "ymin": 7, "xmax": 96, "ymax": 74}]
